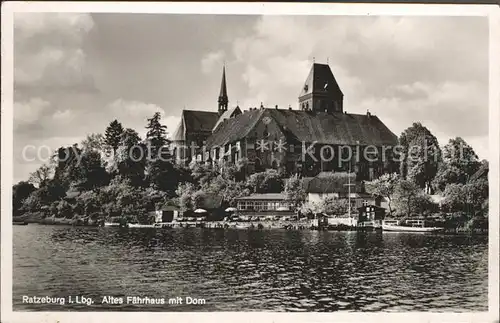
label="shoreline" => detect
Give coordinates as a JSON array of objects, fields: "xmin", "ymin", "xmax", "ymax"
[{"xmin": 12, "ymin": 219, "xmax": 489, "ymax": 235}]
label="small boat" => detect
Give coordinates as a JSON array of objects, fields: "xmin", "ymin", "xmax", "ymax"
[
  {"xmin": 13, "ymin": 221, "xmax": 28, "ymax": 225},
  {"xmin": 127, "ymin": 223, "xmax": 155, "ymax": 228},
  {"xmin": 382, "ymin": 224, "xmax": 443, "ymax": 232},
  {"xmin": 382, "ymin": 219, "xmax": 443, "ymax": 233},
  {"xmin": 104, "ymin": 222, "xmax": 120, "ymax": 227}
]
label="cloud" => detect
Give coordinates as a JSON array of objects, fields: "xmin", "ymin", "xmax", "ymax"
[
  {"xmin": 201, "ymin": 50, "xmax": 225, "ymax": 74},
  {"xmin": 14, "ymin": 13, "xmax": 97, "ymax": 93},
  {"xmin": 107, "ymin": 98, "xmax": 165, "ymax": 120},
  {"xmin": 163, "ymin": 116, "xmax": 182, "ymax": 139},
  {"xmin": 11, "ymin": 14, "xmax": 489, "ymax": 182},
  {"xmin": 52, "ymin": 109, "xmax": 74, "ymax": 122},
  {"xmin": 230, "ymin": 15, "xmax": 488, "ymax": 158},
  {"xmin": 105, "ymin": 99, "xmax": 179, "ymax": 139},
  {"xmin": 13, "ymin": 135, "xmax": 85, "ymax": 184},
  {"xmin": 14, "ymin": 12, "xmax": 94, "ymax": 37},
  {"xmin": 14, "ymin": 98, "xmax": 51, "ymax": 127}
]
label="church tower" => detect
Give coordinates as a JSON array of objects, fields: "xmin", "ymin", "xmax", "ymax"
[
  {"xmin": 218, "ymin": 65, "xmax": 229, "ymax": 115},
  {"xmin": 298, "ymin": 63, "xmax": 344, "ymax": 113}
]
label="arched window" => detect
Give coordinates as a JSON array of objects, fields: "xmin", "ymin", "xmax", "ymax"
[{"xmin": 263, "ymin": 126, "xmax": 269, "ymax": 138}]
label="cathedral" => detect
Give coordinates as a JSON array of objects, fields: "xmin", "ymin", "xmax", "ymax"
[{"xmin": 172, "ymin": 62, "xmax": 399, "ymax": 181}]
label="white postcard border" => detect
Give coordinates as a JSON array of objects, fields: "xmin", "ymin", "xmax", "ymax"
[{"xmin": 1, "ymin": 2, "xmax": 499, "ymax": 323}]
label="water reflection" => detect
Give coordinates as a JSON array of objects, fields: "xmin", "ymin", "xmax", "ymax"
[{"xmin": 13, "ymin": 225, "xmax": 488, "ymax": 312}]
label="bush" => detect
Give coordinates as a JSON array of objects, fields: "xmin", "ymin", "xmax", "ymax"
[{"xmin": 56, "ymin": 200, "xmax": 73, "ymax": 219}]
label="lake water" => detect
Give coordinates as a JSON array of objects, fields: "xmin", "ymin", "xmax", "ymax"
[{"xmin": 13, "ymin": 225, "xmax": 488, "ymax": 312}]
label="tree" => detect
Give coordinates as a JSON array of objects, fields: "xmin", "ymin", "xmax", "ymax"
[
  {"xmin": 298, "ymin": 201, "xmax": 322, "ymax": 216},
  {"xmin": 190, "ymin": 162, "xmax": 219, "ymax": 188},
  {"xmin": 115, "ymin": 128, "xmax": 146, "ymax": 187},
  {"xmin": 52, "ymin": 144, "xmax": 83, "ymax": 190},
  {"xmin": 204, "ymin": 175, "xmax": 250, "ymax": 207},
  {"xmin": 284, "ymin": 174, "xmax": 306, "ymax": 209},
  {"xmin": 399, "ymin": 122, "xmax": 441, "ymax": 193},
  {"xmin": 21, "ymin": 180, "xmax": 66, "ymax": 213},
  {"xmin": 247, "ymin": 169, "xmax": 284, "ymax": 193},
  {"xmin": 176, "ymin": 182, "xmax": 196, "ymax": 211},
  {"xmin": 29, "ymin": 164, "xmax": 53, "ymax": 188},
  {"xmin": 432, "ymin": 137, "xmax": 481, "ymax": 192},
  {"xmin": 465, "ymin": 178, "xmax": 488, "ymax": 211},
  {"xmin": 442, "ymin": 179, "xmax": 488, "ymax": 217},
  {"xmin": 443, "ymin": 137, "xmax": 480, "ymax": 172},
  {"xmin": 21, "ymin": 192, "xmax": 42, "ymax": 213},
  {"xmin": 393, "ymin": 179, "xmax": 420, "ymax": 217},
  {"xmin": 365, "ymin": 173, "xmax": 399, "ymax": 215},
  {"xmin": 141, "ymin": 187, "xmax": 168, "ymax": 211},
  {"xmin": 97, "ymin": 177, "xmax": 129, "ymax": 218},
  {"xmin": 74, "ymin": 150, "xmax": 110, "ymax": 192},
  {"xmin": 321, "ymin": 196, "xmax": 350, "ymax": 216},
  {"xmin": 191, "ymin": 190, "xmax": 206, "ymax": 209},
  {"xmin": 56, "ymin": 200, "xmax": 73, "ymax": 219},
  {"xmin": 75, "ymin": 191, "xmax": 101, "ymax": 219},
  {"xmin": 145, "ymin": 112, "xmax": 170, "ymax": 161},
  {"xmin": 146, "ymin": 159, "xmax": 180, "ymax": 196},
  {"xmin": 104, "ymin": 120, "xmax": 124, "ymax": 155},
  {"xmin": 98, "ymin": 177, "xmax": 152, "ymax": 223},
  {"xmin": 13, "ymin": 181, "xmax": 36, "ymax": 215},
  {"xmin": 81, "ymin": 133, "xmax": 105, "ymax": 153},
  {"xmin": 441, "ymin": 183, "xmax": 465, "ymax": 213}
]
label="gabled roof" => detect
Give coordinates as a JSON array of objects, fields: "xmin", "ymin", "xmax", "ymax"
[
  {"xmin": 206, "ymin": 108, "xmax": 265, "ymax": 148},
  {"xmin": 172, "ymin": 121, "xmax": 185, "ymax": 141},
  {"xmin": 299, "ymin": 63, "xmax": 343, "ymax": 98},
  {"xmin": 304, "ymin": 172, "xmax": 363, "ymax": 194},
  {"xmin": 212, "ymin": 106, "xmax": 242, "ymax": 132},
  {"xmin": 267, "ymin": 109, "xmax": 397, "ymax": 145},
  {"xmin": 206, "ymin": 108, "xmax": 398, "ymax": 148},
  {"xmin": 236, "ymin": 193, "xmax": 288, "ymax": 201},
  {"xmin": 173, "ymin": 110, "xmax": 220, "ymax": 141}
]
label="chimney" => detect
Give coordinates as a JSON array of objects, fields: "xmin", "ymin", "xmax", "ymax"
[
  {"xmin": 275, "ymin": 105, "xmax": 278, "ymax": 109},
  {"xmin": 367, "ymin": 109, "xmax": 371, "ymax": 117},
  {"xmin": 288, "ymin": 105, "xmax": 292, "ymax": 111},
  {"xmin": 260, "ymin": 102, "xmax": 264, "ymax": 109}
]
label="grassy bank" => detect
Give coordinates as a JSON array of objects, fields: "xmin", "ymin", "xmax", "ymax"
[{"xmin": 13, "ymin": 212, "xmax": 100, "ymax": 226}]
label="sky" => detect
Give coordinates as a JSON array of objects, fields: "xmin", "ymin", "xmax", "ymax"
[{"xmin": 12, "ymin": 13, "xmax": 489, "ymax": 184}]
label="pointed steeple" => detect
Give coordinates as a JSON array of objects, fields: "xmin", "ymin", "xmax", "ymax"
[{"xmin": 218, "ymin": 65, "xmax": 228, "ymax": 115}]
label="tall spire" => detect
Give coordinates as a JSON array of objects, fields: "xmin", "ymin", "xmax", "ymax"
[{"xmin": 218, "ymin": 65, "xmax": 228, "ymax": 115}]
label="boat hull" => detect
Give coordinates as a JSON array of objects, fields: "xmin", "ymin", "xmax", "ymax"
[
  {"xmin": 127, "ymin": 223, "xmax": 155, "ymax": 228},
  {"xmin": 104, "ymin": 222, "xmax": 120, "ymax": 227},
  {"xmin": 382, "ymin": 224, "xmax": 443, "ymax": 232},
  {"xmin": 13, "ymin": 222, "xmax": 28, "ymax": 226}
]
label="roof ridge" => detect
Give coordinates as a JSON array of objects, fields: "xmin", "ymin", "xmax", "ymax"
[
  {"xmin": 183, "ymin": 109, "xmax": 218, "ymax": 113},
  {"xmin": 240, "ymin": 109, "xmax": 266, "ymax": 139}
]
